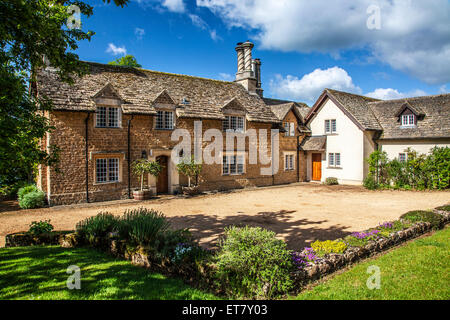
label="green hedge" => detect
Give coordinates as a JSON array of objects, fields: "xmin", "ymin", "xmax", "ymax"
[{"xmin": 18, "ymin": 185, "xmax": 45, "ymax": 209}]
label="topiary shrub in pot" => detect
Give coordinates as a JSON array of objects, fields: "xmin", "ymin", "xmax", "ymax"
[
  {"xmin": 132, "ymin": 159, "xmax": 162, "ymax": 200},
  {"xmin": 176, "ymin": 156, "xmax": 202, "ymax": 196}
]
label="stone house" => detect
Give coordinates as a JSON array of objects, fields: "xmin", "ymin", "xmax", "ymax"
[
  {"xmin": 35, "ymin": 41, "xmax": 312, "ymax": 205},
  {"xmin": 303, "ymin": 89, "xmax": 450, "ymax": 184}
]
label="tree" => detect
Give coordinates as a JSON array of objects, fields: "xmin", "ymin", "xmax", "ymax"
[
  {"xmin": 176, "ymin": 157, "xmax": 203, "ymax": 187},
  {"xmin": 131, "ymin": 159, "xmax": 162, "ymax": 191},
  {"xmin": 108, "ymin": 55, "xmax": 142, "ymax": 68},
  {"xmin": 0, "ymin": 0, "xmax": 129, "ymax": 194}
]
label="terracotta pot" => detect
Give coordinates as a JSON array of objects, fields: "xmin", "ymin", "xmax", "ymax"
[
  {"xmin": 182, "ymin": 186, "xmax": 200, "ymax": 196},
  {"xmin": 133, "ymin": 189, "xmax": 152, "ymax": 201}
]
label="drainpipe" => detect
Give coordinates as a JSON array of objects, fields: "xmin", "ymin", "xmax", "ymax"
[
  {"xmin": 127, "ymin": 115, "xmax": 134, "ymax": 199},
  {"xmin": 297, "ymin": 136, "xmax": 300, "ymax": 182},
  {"xmin": 85, "ymin": 113, "xmax": 91, "ymax": 203}
]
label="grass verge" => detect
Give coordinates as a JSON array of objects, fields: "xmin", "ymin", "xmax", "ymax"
[
  {"xmin": 294, "ymin": 227, "xmax": 450, "ymax": 300},
  {"xmin": 0, "ymin": 246, "xmax": 218, "ymax": 300}
]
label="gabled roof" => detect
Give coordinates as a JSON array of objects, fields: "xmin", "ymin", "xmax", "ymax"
[
  {"xmin": 92, "ymin": 82, "xmax": 123, "ymax": 101},
  {"xmin": 394, "ymin": 101, "xmax": 425, "ymax": 118},
  {"xmin": 221, "ymin": 97, "xmax": 247, "ymax": 114},
  {"xmin": 263, "ymin": 97, "xmax": 310, "ymax": 122},
  {"xmin": 36, "ymin": 62, "xmax": 279, "ymax": 123},
  {"xmin": 300, "ymin": 136, "xmax": 327, "ymax": 151},
  {"xmin": 306, "ymin": 89, "xmax": 382, "ymax": 131},
  {"xmin": 368, "ymin": 93, "xmax": 450, "ymax": 140},
  {"xmin": 153, "ymin": 89, "xmax": 176, "ymax": 105}
]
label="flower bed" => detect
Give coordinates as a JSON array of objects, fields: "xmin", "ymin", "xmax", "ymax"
[
  {"xmin": 291, "ymin": 208, "xmax": 450, "ymax": 288},
  {"xmin": 6, "ymin": 231, "xmax": 73, "ymax": 247}
]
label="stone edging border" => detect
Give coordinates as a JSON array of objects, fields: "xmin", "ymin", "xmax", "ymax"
[{"xmin": 291, "ymin": 209, "xmax": 450, "ymax": 287}]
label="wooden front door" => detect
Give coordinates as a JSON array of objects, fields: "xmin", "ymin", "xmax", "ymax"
[
  {"xmin": 156, "ymin": 156, "xmax": 169, "ymax": 194},
  {"xmin": 312, "ymin": 153, "xmax": 322, "ymax": 181}
]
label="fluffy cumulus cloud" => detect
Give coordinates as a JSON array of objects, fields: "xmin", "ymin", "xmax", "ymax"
[
  {"xmin": 196, "ymin": 0, "xmax": 450, "ymax": 84},
  {"xmin": 161, "ymin": 0, "xmax": 185, "ymax": 13},
  {"xmin": 106, "ymin": 43, "xmax": 127, "ymax": 56},
  {"xmin": 366, "ymin": 88, "xmax": 427, "ymax": 100},
  {"xmin": 269, "ymin": 67, "xmax": 361, "ymax": 103}
]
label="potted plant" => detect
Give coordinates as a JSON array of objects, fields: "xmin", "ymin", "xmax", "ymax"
[
  {"xmin": 176, "ymin": 156, "xmax": 202, "ymax": 196},
  {"xmin": 132, "ymin": 159, "xmax": 162, "ymax": 200}
]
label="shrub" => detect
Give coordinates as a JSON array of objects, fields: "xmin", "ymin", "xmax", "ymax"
[
  {"xmin": 76, "ymin": 212, "xmax": 119, "ymax": 243},
  {"xmin": 363, "ymin": 175, "xmax": 379, "ymax": 190},
  {"xmin": 19, "ymin": 190, "xmax": 45, "ymax": 209},
  {"xmin": 117, "ymin": 208, "xmax": 170, "ymax": 246},
  {"xmin": 375, "ymin": 220, "xmax": 410, "ymax": 237},
  {"xmin": 28, "ymin": 220, "xmax": 54, "ymax": 235},
  {"xmin": 311, "ymin": 239, "xmax": 347, "ymax": 256},
  {"xmin": 435, "ymin": 205, "xmax": 450, "ymax": 212},
  {"xmin": 344, "ymin": 230, "xmax": 380, "ymax": 247},
  {"xmin": 17, "ymin": 184, "xmax": 39, "ymax": 201},
  {"xmin": 400, "ymin": 210, "xmax": 444, "ymax": 230},
  {"xmin": 216, "ymin": 226, "xmax": 294, "ymax": 298},
  {"xmin": 324, "ymin": 177, "xmax": 339, "ymax": 186}
]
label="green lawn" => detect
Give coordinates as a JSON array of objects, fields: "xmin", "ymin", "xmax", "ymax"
[
  {"xmin": 0, "ymin": 246, "xmax": 218, "ymax": 300},
  {"xmin": 294, "ymin": 227, "xmax": 450, "ymax": 300}
]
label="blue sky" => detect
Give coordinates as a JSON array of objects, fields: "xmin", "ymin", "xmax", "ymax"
[{"xmin": 75, "ymin": 0, "xmax": 450, "ymax": 105}]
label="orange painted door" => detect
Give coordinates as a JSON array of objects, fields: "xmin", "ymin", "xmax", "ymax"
[{"xmin": 312, "ymin": 153, "xmax": 322, "ymax": 181}]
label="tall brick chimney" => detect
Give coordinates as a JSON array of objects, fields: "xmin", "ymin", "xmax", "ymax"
[{"xmin": 235, "ymin": 41, "xmax": 262, "ymax": 97}]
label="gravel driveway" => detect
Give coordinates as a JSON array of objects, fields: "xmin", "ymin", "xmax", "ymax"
[{"xmin": 1, "ymin": 183, "xmax": 448, "ymax": 249}]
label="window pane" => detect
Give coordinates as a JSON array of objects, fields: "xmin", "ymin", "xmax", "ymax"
[
  {"xmin": 335, "ymin": 153, "xmax": 341, "ymax": 166},
  {"xmin": 108, "ymin": 158, "xmax": 119, "ymax": 182},
  {"xmin": 230, "ymin": 155, "xmax": 237, "ymax": 174},
  {"xmin": 156, "ymin": 111, "xmax": 164, "ymax": 129},
  {"xmin": 108, "ymin": 107, "xmax": 119, "ymax": 127},
  {"xmin": 399, "ymin": 153, "xmax": 406, "ymax": 162},
  {"xmin": 165, "ymin": 111, "xmax": 174, "ymax": 129},
  {"xmin": 237, "ymin": 117, "xmax": 244, "ymax": 132},
  {"xmin": 96, "ymin": 159, "xmax": 107, "ymax": 183},
  {"xmin": 290, "ymin": 155, "xmax": 294, "ymax": 169},
  {"xmin": 223, "ymin": 117, "xmax": 230, "ymax": 131},
  {"xmin": 329, "ymin": 153, "xmax": 334, "ymax": 166},
  {"xmin": 230, "ymin": 116, "xmax": 237, "ymax": 130},
  {"xmin": 223, "ymin": 156, "xmax": 229, "ymax": 175},
  {"xmin": 409, "ymin": 115, "xmax": 415, "ymax": 125},
  {"xmin": 331, "ymin": 120, "xmax": 337, "ymax": 133},
  {"xmin": 237, "ymin": 155, "xmax": 244, "ymax": 174},
  {"xmin": 97, "ymin": 107, "xmax": 107, "ymax": 127},
  {"xmin": 284, "ymin": 123, "xmax": 290, "ymax": 136},
  {"xmin": 325, "ymin": 120, "xmax": 330, "ymax": 133}
]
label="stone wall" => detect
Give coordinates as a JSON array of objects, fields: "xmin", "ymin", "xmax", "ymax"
[{"xmin": 39, "ymin": 110, "xmax": 308, "ymax": 206}]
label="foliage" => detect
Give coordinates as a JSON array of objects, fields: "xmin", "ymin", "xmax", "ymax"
[
  {"xmin": 311, "ymin": 239, "xmax": 348, "ymax": 256},
  {"xmin": 0, "ymin": 0, "xmax": 128, "ymax": 195},
  {"xmin": 435, "ymin": 205, "xmax": 450, "ymax": 212},
  {"xmin": 18, "ymin": 185, "xmax": 39, "ymax": 201},
  {"xmin": 176, "ymin": 156, "xmax": 203, "ymax": 187},
  {"xmin": 171, "ymin": 241, "xmax": 210, "ymax": 265},
  {"xmin": 344, "ymin": 230, "xmax": 380, "ymax": 247},
  {"xmin": 375, "ymin": 220, "xmax": 411, "ymax": 238},
  {"xmin": 28, "ymin": 220, "xmax": 54, "ymax": 235},
  {"xmin": 75, "ymin": 212, "xmax": 119, "ymax": 243},
  {"xmin": 296, "ymin": 227, "xmax": 450, "ymax": 300},
  {"xmin": 0, "ymin": 180, "xmax": 29, "ymax": 197},
  {"xmin": 117, "ymin": 208, "xmax": 170, "ymax": 246},
  {"xmin": 291, "ymin": 248, "xmax": 318, "ymax": 270},
  {"xmin": 365, "ymin": 147, "xmax": 450, "ymax": 190},
  {"xmin": 108, "ymin": 54, "xmax": 142, "ymax": 67},
  {"xmin": 215, "ymin": 226, "xmax": 294, "ymax": 298},
  {"xmin": 131, "ymin": 159, "xmax": 162, "ymax": 191},
  {"xmin": 18, "ymin": 190, "xmax": 45, "ymax": 209},
  {"xmin": 324, "ymin": 177, "xmax": 339, "ymax": 185},
  {"xmin": 400, "ymin": 210, "xmax": 444, "ymax": 230}
]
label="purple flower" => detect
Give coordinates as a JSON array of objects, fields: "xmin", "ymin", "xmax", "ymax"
[{"xmin": 351, "ymin": 230, "xmax": 380, "ymax": 239}]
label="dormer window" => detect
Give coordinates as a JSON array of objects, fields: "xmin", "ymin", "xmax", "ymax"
[
  {"xmin": 156, "ymin": 110, "xmax": 174, "ymax": 130},
  {"xmin": 223, "ymin": 115, "xmax": 245, "ymax": 133},
  {"xmin": 401, "ymin": 114, "xmax": 415, "ymax": 127},
  {"xmin": 96, "ymin": 106, "xmax": 121, "ymax": 128}
]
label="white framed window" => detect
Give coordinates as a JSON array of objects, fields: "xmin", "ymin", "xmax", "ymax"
[
  {"xmin": 223, "ymin": 116, "xmax": 245, "ymax": 133},
  {"xmin": 284, "ymin": 122, "xmax": 295, "ymax": 137},
  {"xmin": 401, "ymin": 114, "xmax": 415, "ymax": 127},
  {"xmin": 325, "ymin": 119, "xmax": 337, "ymax": 134},
  {"xmin": 399, "ymin": 153, "xmax": 407, "ymax": 163},
  {"xmin": 328, "ymin": 153, "xmax": 341, "ymax": 168},
  {"xmin": 156, "ymin": 110, "xmax": 174, "ymax": 130},
  {"xmin": 222, "ymin": 154, "xmax": 245, "ymax": 175},
  {"xmin": 284, "ymin": 154, "xmax": 295, "ymax": 171},
  {"xmin": 96, "ymin": 106, "xmax": 120, "ymax": 128},
  {"xmin": 96, "ymin": 158, "xmax": 119, "ymax": 183}
]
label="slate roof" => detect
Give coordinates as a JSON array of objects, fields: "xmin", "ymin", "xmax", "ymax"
[
  {"xmin": 324, "ymin": 89, "xmax": 382, "ymax": 131},
  {"xmin": 300, "ymin": 136, "xmax": 327, "ymax": 151},
  {"xmin": 368, "ymin": 94, "xmax": 450, "ymax": 139},
  {"xmin": 36, "ymin": 62, "xmax": 279, "ymax": 123}
]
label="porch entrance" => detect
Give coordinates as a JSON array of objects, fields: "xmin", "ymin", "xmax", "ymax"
[
  {"xmin": 156, "ymin": 155, "xmax": 169, "ymax": 194},
  {"xmin": 312, "ymin": 153, "xmax": 322, "ymax": 181}
]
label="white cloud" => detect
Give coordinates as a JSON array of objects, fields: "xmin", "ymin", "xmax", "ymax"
[
  {"xmin": 196, "ymin": 0, "xmax": 450, "ymax": 84},
  {"xmin": 269, "ymin": 67, "xmax": 361, "ymax": 103},
  {"xmin": 439, "ymin": 85, "xmax": 448, "ymax": 94},
  {"xmin": 188, "ymin": 14, "xmax": 221, "ymax": 41},
  {"xmin": 135, "ymin": 27, "xmax": 145, "ymax": 40},
  {"xmin": 365, "ymin": 88, "xmax": 427, "ymax": 100},
  {"xmin": 106, "ymin": 43, "xmax": 127, "ymax": 56},
  {"xmin": 161, "ymin": 0, "xmax": 185, "ymax": 13},
  {"xmin": 218, "ymin": 73, "xmax": 233, "ymax": 81}
]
